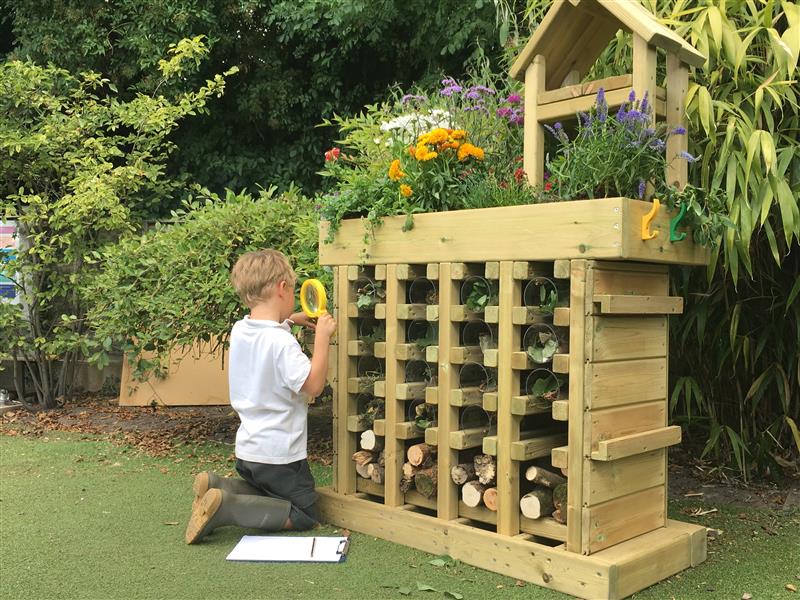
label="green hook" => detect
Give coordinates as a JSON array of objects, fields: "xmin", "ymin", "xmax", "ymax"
[{"xmin": 669, "ymin": 201, "xmax": 688, "ymax": 242}]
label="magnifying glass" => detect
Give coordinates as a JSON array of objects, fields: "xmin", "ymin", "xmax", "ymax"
[{"xmin": 300, "ymin": 279, "xmax": 329, "ymax": 318}]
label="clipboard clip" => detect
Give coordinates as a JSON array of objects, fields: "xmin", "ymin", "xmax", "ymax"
[{"xmin": 336, "ymin": 538, "xmax": 351, "ymax": 556}]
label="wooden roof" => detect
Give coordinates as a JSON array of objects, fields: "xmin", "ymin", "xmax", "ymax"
[{"xmin": 510, "ymin": 0, "xmax": 706, "ymax": 86}]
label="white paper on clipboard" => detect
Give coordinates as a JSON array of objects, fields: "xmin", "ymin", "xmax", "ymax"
[{"xmin": 226, "ymin": 535, "xmax": 350, "ymax": 563}]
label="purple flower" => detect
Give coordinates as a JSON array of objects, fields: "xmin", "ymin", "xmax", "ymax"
[
  {"xmin": 509, "ymin": 109, "xmax": 524, "ymax": 126},
  {"xmin": 466, "ymin": 84, "xmax": 496, "ymax": 96},
  {"xmin": 464, "ymin": 90, "xmax": 482, "ymax": 100},
  {"xmin": 440, "ymin": 77, "xmax": 463, "ymax": 97},
  {"xmin": 640, "ymin": 91, "xmax": 650, "ymax": 114},
  {"xmin": 544, "ymin": 123, "xmax": 557, "ymax": 137},
  {"xmin": 505, "ymin": 94, "xmax": 522, "ymax": 104},
  {"xmin": 628, "ymin": 89, "xmax": 636, "ymax": 103},
  {"xmin": 643, "ymin": 127, "xmax": 655, "ymax": 137},
  {"xmin": 496, "ymin": 107, "xmax": 512, "ymax": 118},
  {"xmin": 463, "ymin": 105, "xmax": 489, "ymax": 114},
  {"xmin": 616, "ymin": 104, "xmax": 627, "ymax": 121},
  {"xmin": 638, "ymin": 180, "xmax": 646, "ymax": 199},
  {"xmin": 596, "ymin": 88, "xmax": 608, "ymax": 122},
  {"xmin": 554, "ymin": 122, "xmax": 562, "ymax": 130},
  {"xmin": 401, "ymin": 94, "xmax": 426, "ymax": 105},
  {"xmin": 671, "ymin": 126, "xmax": 686, "ymax": 135},
  {"xmin": 679, "ymin": 150, "xmax": 698, "ymax": 163},
  {"xmin": 580, "ymin": 112, "xmax": 591, "ymax": 126},
  {"xmin": 650, "ymin": 139, "xmax": 666, "ymax": 151}
]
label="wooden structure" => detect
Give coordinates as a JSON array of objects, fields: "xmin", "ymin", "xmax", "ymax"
[
  {"xmin": 316, "ymin": 3, "xmax": 708, "ymax": 598},
  {"xmin": 509, "ymin": 0, "xmax": 705, "ymax": 191}
]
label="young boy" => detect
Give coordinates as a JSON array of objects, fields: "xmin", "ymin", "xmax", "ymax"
[{"xmin": 185, "ymin": 249, "xmax": 336, "ymax": 544}]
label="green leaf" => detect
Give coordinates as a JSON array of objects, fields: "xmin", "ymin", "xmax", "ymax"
[
  {"xmin": 429, "ymin": 558, "xmax": 447, "ymax": 567},
  {"xmin": 444, "ymin": 592, "xmax": 464, "ymax": 600},
  {"xmin": 399, "ymin": 586, "xmax": 412, "ymax": 596},
  {"xmin": 416, "ymin": 582, "xmax": 439, "ymax": 592}
]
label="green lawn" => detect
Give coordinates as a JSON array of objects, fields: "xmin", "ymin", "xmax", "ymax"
[{"xmin": 1, "ymin": 434, "xmax": 797, "ymax": 600}]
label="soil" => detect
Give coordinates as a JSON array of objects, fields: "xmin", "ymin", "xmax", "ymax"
[{"xmin": 1, "ymin": 392, "xmax": 797, "ymax": 513}]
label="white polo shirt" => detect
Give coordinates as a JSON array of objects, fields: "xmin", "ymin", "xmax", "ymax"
[{"xmin": 228, "ymin": 316, "xmax": 312, "ymax": 464}]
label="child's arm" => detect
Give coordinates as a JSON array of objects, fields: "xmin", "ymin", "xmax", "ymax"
[{"xmin": 300, "ymin": 313, "xmax": 337, "ymax": 397}]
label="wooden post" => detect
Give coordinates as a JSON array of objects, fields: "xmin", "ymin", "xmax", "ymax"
[
  {"xmin": 436, "ymin": 263, "xmax": 459, "ymax": 520},
  {"xmin": 665, "ymin": 52, "xmax": 689, "ymax": 189},
  {"xmin": 524, "ymin": 55, "xmax": 546, "ymax": 187},
  {"xmin": 497, "ymin": 261, "xmax": 521, "ymax": 536},
  {"xmin": 335, "ymin": 266, "xmax": 357, "ymax": 494},
  {"xmin": 632, "ymin": 35, "xmax": 657, "ymax": 126},
  {"xmin": 384, "ymin": 265, "xmax": 403, "ymax": 506}
]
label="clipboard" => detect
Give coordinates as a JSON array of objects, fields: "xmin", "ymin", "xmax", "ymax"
[{"xmin": 226, "ymin": 535, "xmax": 350, "ymax": 563}]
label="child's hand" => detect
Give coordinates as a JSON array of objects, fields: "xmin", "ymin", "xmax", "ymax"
[
  {"xmin": 315, "ymin": 313, "xmax": 337, "ymax": 340},
  {"xmin": 289, "ymin": 312, "xmax": 316, "ymax": 329}
]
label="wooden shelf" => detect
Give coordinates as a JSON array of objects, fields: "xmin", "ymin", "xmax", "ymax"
[
  {"xmin": 355, "ymin": 477, "xmax": 384, "ymax": 497},
  {"xmin": 404, "ymin": 490, "xmax": 437, "ymax": 510},
  {"xmin": 591, "ymin": 426, "xmax": 682, "ymax": 461},
  {"xmin": 396, "ymin": 381, "xmax": 427, "ymax": 400},
  {"xmin": 450, "ymin": 387, "xmax": 484, "ymax": 407},
  {"xmin": 552, "ymin": 354, "xmax": 570, "ymax": 374},
  {"xmin": 551, "ymin": 445, "xmax": 568, "ymax": 469},
  {"xmin": 396, "ymin": 421, "xmax": 425, "ymax": 440},
  {"xmin": 450, "ymin": 346, "xmax": 484, "ymax": 364},
  {"xmin": 372, "ymin": 419, "xmax": 385, "ymax": 436},
  {"xmin": 373, "ymin": 380, "xmax": 386, "ymax": 397},
  {"xmin": 519, "ymin": 516, "xmax": 567, "ymax": 542},
  {"xmin": 593, "ymin": 294, "xmax": 684, "ymax": 315},
  {"xmin": 346, "ymin": 415, "xmax": 369, "ymax": 433},
  {"xmin": 425, "ymin": 345, "xmax": 438, "ymax": 362},
  {"xmin": 450, "ymin": 426, "xmax": 496, "ymax": 450},
  {"xmin": 552, "ymin": 400, "xmax": 569, "ymax": 421},
  {"xmin": 424, "ymin": 426, "xmax": 438, "ymax": 446},
  {"xmin": 395, "ymin": 343, "xmax": 425, "ymax": 361},
  {"xmin": 424, "ymin": 387, "xmax": 438, "ymax": 405},
  {"xmin": 458, "ymin": 502, "xmax": 497, "ymax": 524},
  {"xmin": 347, "ymin": 340, "xmax": 373, "ymax": 357},
  {"xmin": 510, "ymin": 395, "xmax": 553, "ymax": 416},
  {"xmin": 511, "ymin": 431, "xmax": 567, "ymax": 461}
]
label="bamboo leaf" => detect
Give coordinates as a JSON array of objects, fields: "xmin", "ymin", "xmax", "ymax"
[
  {"xmin": 744, "ymin": 366, "xmax": 772, "ymax": 403},
  {"xmin": 786, "ymin": 417, "xmax": 800, "ymax": 455},
  {"xmin": 775, "ymin": 178, "xmax": 799, "ymax": 245},
  {"xmin": 758, "ymin": 130, "xmax": 776, "ymax": 174},
  {"xmin": 763, "ymin": 220, "xmax": 781, "ymax": 265},
  {"xmin": 707, "ymin": 6, "xmax": 723, "ymax": 50},
  {"xmin": 786, "ymin": 275, "xmax": 800, "ymax": 314}
]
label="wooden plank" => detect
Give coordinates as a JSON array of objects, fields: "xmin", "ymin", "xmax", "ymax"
[
  {"xmin": 592, "ymin": 426, "xmax": 681, "ymax": 461},
  {"xmin": 424, "ymin": 426, "xmax": 439, "ymax": 446},
  {"xmin": 395, "ymin": 343, "xmax": 425, "ymax": 361},
  {"xmin": 553, "ymin": 259, "xmax": 570, "ymax": 279},
  {"xmin": 591, "ymin": 316, "xmax": 667, "ymax": 362},
  {"xmin": 497, "ymin": 261, "xmax": 522, "ymax": 535},
  {"xmin": 396, "ymin": 421, "xmax": 425, "ymax": 440},
  {"xmin": 426, "ymin": 305, "xmax": 439, "ymax": 321},
  {"xmin": 553, "ymin": 307, "xmax": 570, "ymax": 326},
  {"xmin": 396, "ymin": 304, "xmax": 427, "ymax": 320},
  {"xmin": 483, "ymin": 349, "xmax": 498, "ymax": 367},
  {"xmin": 396, "ymin": 381, "xmax": 427, "ymax": 400},
  {"xmin": 450, "ymin": 346, "xmax": 483, "ymax": 364},
  {"xmin": 319, "ymin": 199, "xmax": 709, "ymax": 267},
  {"xmin": 591, "ymin": 265, "xmax": 669, "ymax": 296},
  {"xmin": 355, "ymin": 477, "xmax": 384, "ymax": 497},
  {"xmin": 552, "ymin": 400, "xmax": 569, "ymax": 421},
  {"xmin": 538, "ymin": 74, "xmax": 633, "ymax": 105},
  {"xmin": 436, "ymin": 263, "xmax": 458, "ymax": 520},
  {"xmin": 347, "ymin": 340, "xmax": 373, "ymax": 357},
  {"xmin": 589, "ymin": 357, "xmax": 667, "ymax": 409},
  {"xmin": 424, "ymin": 386, "xmax": 438, "ymax": 405},
  {"xmin": 482, "ymin": 392, "xmax": 498, "ymax": 412},
  {"xmin": 511, "ymin": 432, "xmax": 568, "ymax": 461},
  {"xmin": 482, "ymin": 435, "xmax": 498, "ymax": 456},
  {"xmin": 552, "ymin": 353, "xmax": 570, "ymax": 374},
  {"xmin": 317, "ymin": 488, "xmax": 616, "ymax": 599},
  {"xmin": 425, "ymin": 345, "xmax": 439, "ymax": 362},
  {"xmin": 484, "ymin": 306, "xmax": 499, "ymax": 323},
  {"xmin": 426, "ymin": 263, "xmax": 439, "ymax": 280},
  {"xmin": 374, "ymin": 264, "xmax": 387, "ymax": 280},
  {"xmin": 450, "ymin": 387, "xmax": 484, "ymax": 407},
  {"xmin": 347, "ymin": 265, "xmax": 365, "ymax": 281},
  {"xmin": 511, "ymin": 395, "xmax": 552, "ymax": 416},
  {"xmin": 632, "ymin": 34, "xmax": 658, "ymax": 127},
  {"xmin": 537, "ymin": 87, "xmax": 666, "ymax": 122},
  {"xmin": 404, "ymin": 489, "xmax": 437, "ymax": 510},
  {"xmin": 666, "ymin": 52, "xmax": 689, "ymax": 190},
  {"xmin": 484, "ymin": 261, "xmax": 500, "ymax": 279},
  {"xmin": 373, "ymin": 380, "xmax": 386, "ymax": 397},
  {"xmin": 347, "ymin": 377, "xmax": 373, "ymax": 394},
  {"xmin": 346, "ymin": 415, "xmax": 369, "ymax": 433},
  {"xmin": 396, "ymin": 264, "xmax": 427, "ymax": 280},
  {"xmin": 335, "ymin": 266, "xmax": 357, "ymax": 494},
  {"xmin": 450, "ymin": 426, "xmax": 497, "ymax": 450},
  {"xmin": 605, "ymin": 520, "xmax": 706, "ymax": 599},
  {"xmin": 512, "ymin": 260, "xmax": 550, "ymax": 279},
  {"xmin": 450, "ymin": 262, "xmax": 481, "ymax": 279},
  {"xmin": 449, "ymin": 305, "xmax": 484, "ymax": 321},
  {"xmin": 384, "ymin": 265, "xmax": 402, "ymax": 507},
  {"xmin": 346, "ymin": 303, "xmax": 361, "ymax": 318},
  {"xmin": 512, "ymin": 306, "xmax": 551, "ymax": 325},
  {"xmin": 551, "ymin": 445, "xmax": 568, "ymax": 469},
  {"xmin": 373, "ymin": 419, "xmax": 385, "ymax": 436},
  {"xmin": 524, "ymin": 54, "xmax": 546, "ymax": 186},
  {"xmin": 567, "ymin": 259, "xmax": 587, "ymax": 553},
  {"xmin": 585, "ymin": 485, "xmax": 665, "ymax": 554},
  {"xmin": 586, "ymin": 449, "xmax": 665, "ymax": 506},
  {"xmin": 519, "ymin": 516, "xmax": 568, "ymax": 542},
  {"xmin": 590, "ymin": 401, "xmax": 666, "ymax": 452},
  {"xmin": 374, "ymin": 303, "xmax": 387, "ymax": 319},
  {"xmin": 593, "ymin": 295, "xmax": 683, "ymax": 315}
]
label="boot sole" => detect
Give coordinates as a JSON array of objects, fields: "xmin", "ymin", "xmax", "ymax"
[
  {"xmin": 192, "ymin": 471, "xmax": 211, "ymax": 513},
  {"xmin": 185, "ymin": 488, "xmax": 223, "ymax": 544}
]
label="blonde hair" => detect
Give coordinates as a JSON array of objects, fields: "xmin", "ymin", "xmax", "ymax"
[{"xmin": 230, "ymin": 249, "xmax": 295, "ymax": 307}]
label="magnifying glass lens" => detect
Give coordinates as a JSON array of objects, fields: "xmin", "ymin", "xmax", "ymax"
[{"xmin": 305, "ymin": 287, "xmax": 319, "ymax": 313}]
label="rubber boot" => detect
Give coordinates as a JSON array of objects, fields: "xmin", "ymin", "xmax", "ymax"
[
  {"xmin": 185, "ymin": 488, "xmax": 292, "ymax": 544},
  {"xmin": 192, "ymin": 471, "xmax": 262, "ymax": 511}
]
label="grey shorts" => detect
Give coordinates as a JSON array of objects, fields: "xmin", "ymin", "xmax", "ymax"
[{"xmin": 235, "ymin": 458, "xmax": 319, "ymax": 530}]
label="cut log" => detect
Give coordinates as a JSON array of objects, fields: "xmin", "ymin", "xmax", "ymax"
[
  {"xmin": 450, "ymin": 462, "xmax": 476, "ymax": 485},
  {"xmin": 378, "ymin": 450, "xmax": 386, "ymax": 467},
  {"xmin": 360, "ymin": 429, "xmax": 383, "ymax": 451},
  {"xmin": 407, "ymin": 443, "xmax": 436, "ymax": 467},
  {"xmin": 473, "ymin": 454, "xmax": 496, "ymax": 485},
  {"xmin": 524, "ymin": 466, "xmax": 566, "ymax": 489},
  {"xmin": 368, "ymin": 463, "xmax": 385, "ymax": 484},
  {"xmin": 461, "ymin": 481, "xmax": 486, "ymax": 508},
  {"xmin": 520, "ymin": 488, "xmax": 555, "ymax": 519},
  {"xmin": 402, "ymin": 461, "xmax": 421, "ymax": 479},
  {"xmin": 352, "ymin": 450, "xmax": 375, "ymax": 466},
  {"xmin": 414, "ymin": 466, "xmax": 438, "ymax": 499},
  {"xmin": 483, "ymin": 487, "xmax": 498, "ymax": 511},
  {"xmin": 552, "ymin": 483, "xmax": 568, "ymax": 511},
  {"xmin": 399, "ymin": 476, "xmax": 414, "ymax": 493},
  {"xmin": 552, "ymin": 508, "xmax": 567, "ymax": 524},
  {"xmin": 355, "ymin": 462, "xmax": 372, "ymax": 479}
]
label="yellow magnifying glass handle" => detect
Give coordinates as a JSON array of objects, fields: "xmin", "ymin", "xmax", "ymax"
[{"xmin": 300, "ymin": 278, "xmax": 328, "ymax": 318}]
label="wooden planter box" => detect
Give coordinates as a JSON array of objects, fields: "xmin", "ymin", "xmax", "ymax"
[{"xmin": 318, "ymin": 200, "xmax": 707, "ymax": 600}]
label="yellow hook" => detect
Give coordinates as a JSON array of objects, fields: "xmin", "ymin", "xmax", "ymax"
[{"xmin": 641, "ymin": 198, "xmax": 660, "ymax": 240}]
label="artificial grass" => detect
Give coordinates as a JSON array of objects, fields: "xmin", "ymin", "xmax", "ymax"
[{"xmin": 1, "ymin": 433, "xmax": 797, "ymax": 600}]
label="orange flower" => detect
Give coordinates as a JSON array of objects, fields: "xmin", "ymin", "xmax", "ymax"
[
  {"xmin": 450, "ymin": 129, "xmax": 466, "ymax": 140},
  {"xmin": 388, "ymin": 159, "xmax": 405, "ymax": 180},
  {"xmin": 414, "ymin": 144, "xmax": 437, "ymax": 161},
  {"xmin": 400, "ymin": 184, "xmax": 413, "ymax": 197},
  {"xmin": 457, "ymin": 143, "xmax": 485, "ymax": 161},
  {"xmin": 408, "ymin": 145, "xmax": 416, "ymax": 157}
]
